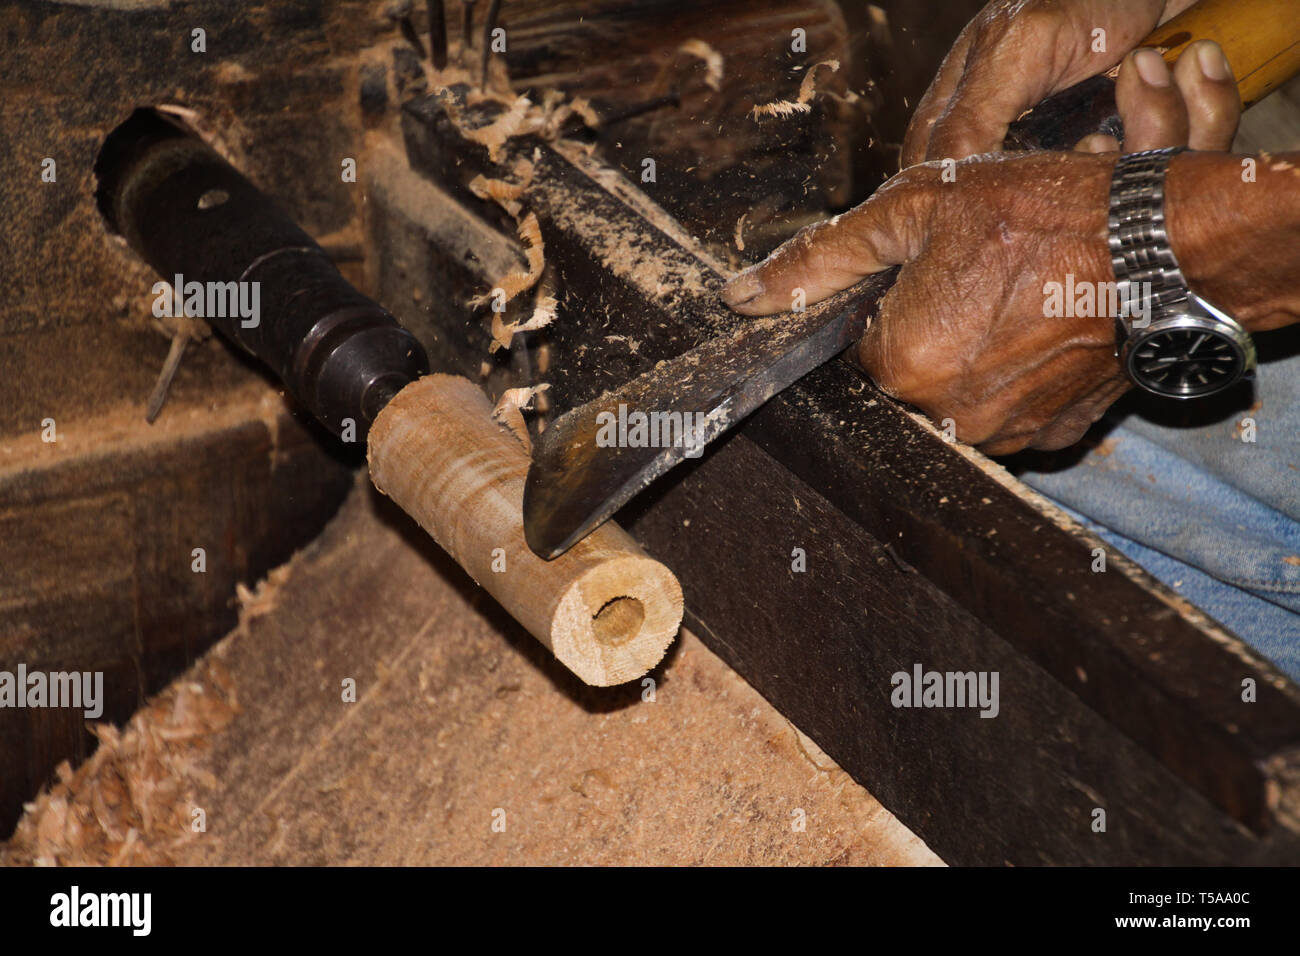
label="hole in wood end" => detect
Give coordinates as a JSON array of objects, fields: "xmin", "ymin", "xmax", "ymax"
[{"xmin": 591, "ymin": 596, "xmax": 645, "ymax": 647}]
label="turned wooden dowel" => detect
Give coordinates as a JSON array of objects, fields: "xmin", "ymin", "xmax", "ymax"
[
  {"xmin": 368, "ymin": 374, "xmax": 683, "ymax": 687},
  {"xmin": 1149, "ymin": 0, "xmax": 1300, "ymax": 107}
]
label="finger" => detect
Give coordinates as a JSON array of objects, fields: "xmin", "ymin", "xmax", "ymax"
[
  {"xmin": 927, "ymin": 54, "xmax": 1053, "ymax": 162},
  {"xmin": 1172, "ymin": 40, "xmax": 1241, "ymax": 151},
  {"xmin": 723, "ymin": 175, "xmax": 932, "ymax": 315},
  {"xmin": 1075, "ymin": 133, "xmax": 1120, "ymax": 153},
  {"xmin": 1116, "ymin": 48, "xmax": 1189, "ymax": 151},
  {"xmin": 902, "ymin": 30, "xmax": 975, "ymax": 168}
]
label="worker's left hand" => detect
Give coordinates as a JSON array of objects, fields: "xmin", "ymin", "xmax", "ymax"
[{"xmin": 722, "ymin": 46, "xmax": 1243, "ymax": 456}]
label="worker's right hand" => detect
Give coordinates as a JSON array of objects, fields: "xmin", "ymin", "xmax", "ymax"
[{"xmin": 903, "ymin": 0, "xmax": 1211, "ymax": 165}]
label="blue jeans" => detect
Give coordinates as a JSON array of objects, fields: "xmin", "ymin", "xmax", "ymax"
[{"xmin": 1015, "ymin": 327, "xmax": 1300, "ymax": 682}]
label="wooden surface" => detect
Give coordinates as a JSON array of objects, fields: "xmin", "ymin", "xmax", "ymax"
[
  {"xmin": 0, "ymin": 360, "xmax": 353, "ymax": 837},
  {"xmin": 624, "ymin": 434, "xmax": 1300, "ymax": 864},
  {"xmin": 2, "ymin": 478, "xmax": 940, "ymax": 867}
]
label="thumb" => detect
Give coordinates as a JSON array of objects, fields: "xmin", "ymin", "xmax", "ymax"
[{"xmin": 722, "ymin": 175, "xmax": 932, "ymax": 316}]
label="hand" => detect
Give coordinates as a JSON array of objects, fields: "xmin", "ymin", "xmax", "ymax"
[
  {"xmin": 904, "ymin": 0, "xmax": 1210, "ymax": 164},
  {"xmin": 725, "ymin": 151, "xmax": 1127, "ymax": 455},
  {"xmin": 721, "ymin": 51, "xmax": 1275, "ymax": 456}
]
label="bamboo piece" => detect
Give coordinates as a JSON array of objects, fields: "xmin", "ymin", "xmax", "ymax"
[
  {"xmin": 1149, "ymin": 0, "xmax": 1300, "ymax": 107},
  {"xmin": 368, "ymin": 374, "xmax": 683, "ymax": 686}
]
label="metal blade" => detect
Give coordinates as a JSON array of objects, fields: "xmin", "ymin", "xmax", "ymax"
[{"xmin": 523, "ymin": 268, "xmax": 898, "ymax": 558}]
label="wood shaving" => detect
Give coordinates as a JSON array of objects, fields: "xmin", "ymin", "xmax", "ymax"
[
  {"xmin": 511, "ymin": 156, "xmax": 537, "ymax": 189},
  {"xmin": 462, "ymin": 94, "xmax": 533, "ymax": 163},
  {"xmin": 489, "ymin": 292, "xmax": 557, "ymax": 353},
  {"xmin": 468, "ymin": 173, "xmax": 526, "ymax": 218},
  {"xmin": 734, "ymin": 212, "xmax": 747, "ymax": 252},
  {"xmin": 491, "ymin": 384, "xmax": 551, "ymax": 451},
  {"xmin": 751, "ymin": 59, "xmax": 840, "ymax": 120},
  {"xmin": 467, "ymin": 156, "xmax": 537, "ymax": 224},
  {"xmin": 567, "ymin": 98, "xmax": 601, "ymax": 128},
  {"xmin": 750, "ymin": 100, "xmax": 811, "ymax": 119},
  {"xmin": 470, "ymin": 212, "xmax": 545, "ymax": 309},
  {"xmin": 678, "ymin": 39, "xmax": 724, "ymax": 92},
  {"xmin": 538, "ymin": 88, "xmax": 601, "ymax": 138}
]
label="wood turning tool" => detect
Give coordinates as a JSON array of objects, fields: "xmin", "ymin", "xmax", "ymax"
[{"xmin": 522, "ymin": 0, "xmax": 1300, "ymax": 560}]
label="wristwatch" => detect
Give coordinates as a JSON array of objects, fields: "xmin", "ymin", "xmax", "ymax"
[{"xmin": 1108, "ymin": 147, "xmax": 1255, "ymax": 399}]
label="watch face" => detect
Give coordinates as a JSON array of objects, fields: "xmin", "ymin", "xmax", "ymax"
[{"xmin": 1126, "ymin": 324, "xmax": 1247, "ymax": 398}]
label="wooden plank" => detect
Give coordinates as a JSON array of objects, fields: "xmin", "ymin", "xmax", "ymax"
[{"xmin": 624, "ymin": 434, "xmax": 1300, "ymax": 864}]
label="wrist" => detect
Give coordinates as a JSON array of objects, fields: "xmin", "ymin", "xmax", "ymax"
[{"xmin": 1166, "ymin": 151, "xmax": 1300, "ymax": 333}]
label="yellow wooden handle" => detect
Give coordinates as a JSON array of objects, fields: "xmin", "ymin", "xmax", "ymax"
[{"xmin": 1145, "ymin": 0, "xmax": 1300, "ymax": 106}]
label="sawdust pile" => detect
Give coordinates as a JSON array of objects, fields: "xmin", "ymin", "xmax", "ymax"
[
  {"xmin": 2, "ymin": 661, "xmax": 239, "ymax": 867},
  {"xmin": 751, "ymin": 59, "xmax": 840, "ymax": 119}
]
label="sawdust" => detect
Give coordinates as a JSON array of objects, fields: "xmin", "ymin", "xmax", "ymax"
[
  {"xmin": 2, "ymin": 659, "xmax": 239, "ymax": 866},
  {"xmin": 751, "ymin": 59, "xmax": 840, "ymax": 120},
  {"xmin": 543, "ymin": 190, "xmax": 716, "ymax": 312}
]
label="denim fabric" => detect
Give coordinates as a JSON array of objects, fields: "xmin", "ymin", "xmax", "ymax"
[{"xmin": 1015, "ymin": 327, "xmax": 1300, "ymax": 683}]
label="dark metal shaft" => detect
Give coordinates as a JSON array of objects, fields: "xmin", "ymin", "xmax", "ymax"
[{"xmin": 95, "ymin": 109, "xmax": 428, "ymax": 441}]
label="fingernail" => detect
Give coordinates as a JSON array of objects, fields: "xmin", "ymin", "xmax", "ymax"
[
  {"xmin": 724, "ymin": 270, "xmax": 764, "ymax": 307},
  {"xmin": 1134, "ymin": 49, "xmax": 1171, "ymax": 87},
  {"xmin": 1197, "ymin": 41, "xmax": 1232, "ymax": 81}
]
